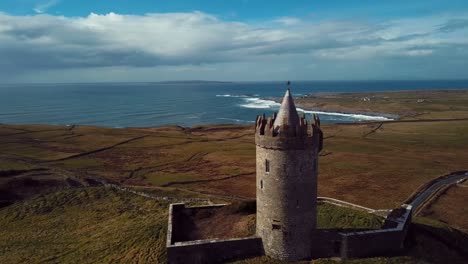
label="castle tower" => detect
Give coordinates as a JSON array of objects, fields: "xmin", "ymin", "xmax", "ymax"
[{"xmin": 255, "ymin": 85, "xmax": 323, "ymax": 260}]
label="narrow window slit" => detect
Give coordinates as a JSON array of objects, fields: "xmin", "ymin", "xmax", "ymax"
[{"xmin": 272, "ymin": 224, "xmax": 281, "ymax": 230}]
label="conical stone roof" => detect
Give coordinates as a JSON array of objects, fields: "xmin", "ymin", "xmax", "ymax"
[{"xmin": 273, "ymin": 88, "xmax": 300, "ymax": 132}]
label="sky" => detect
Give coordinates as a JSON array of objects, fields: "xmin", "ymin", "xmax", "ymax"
[{"xmin": 0, "ymin": 0, "xmax": 468, "ymax": 83}]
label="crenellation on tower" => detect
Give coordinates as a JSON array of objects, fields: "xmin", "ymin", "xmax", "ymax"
[{"xmin": 255, "ymin": 112, "xmax": 320, "ymax": 139}]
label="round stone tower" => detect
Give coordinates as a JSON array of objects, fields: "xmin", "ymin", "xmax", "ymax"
[{"xmin": 255, "ymin": 86, "xmax": 323, "ymax": 261}]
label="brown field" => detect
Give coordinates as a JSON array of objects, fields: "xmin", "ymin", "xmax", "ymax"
[
  {"xmin": 178, "ymin": 201, "xmax": 257, "ymax": 241},
  {"xmin": 419, "ymin": 184, "xmax": 468, "ymax": 232},
  {"xmin": 1, "ymin": 119, "xmax": 467, "ymax": 211}
]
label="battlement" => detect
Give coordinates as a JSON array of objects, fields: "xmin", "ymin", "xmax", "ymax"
[
  {"xmin": 255, "ymin": 112, "xmax": 323, "ymax": 151},
  {"xmin": 255, "ymin": 112, "xmax": 320, "ymax": 137}
]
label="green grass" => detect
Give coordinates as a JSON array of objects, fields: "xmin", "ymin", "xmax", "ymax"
[
  {"xmin": 0, "ymin": 188, "xmax": 390, "ymax": 264},
  {"xmin": 0, "ymin": 187, "xmax": 169, "ymax": 264},
  {"xmin": 1, "ymin": 187, "xmax": 466, "ymax": 264},
  {"xmin": 317, "ymin": 202, "xmax": 383, "ymax": 230},
  {"xmin": 233, "ymin": 216, "xmax": 468, "ymax": 264}
]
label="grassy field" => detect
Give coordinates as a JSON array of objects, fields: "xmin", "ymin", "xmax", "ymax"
[
  {"xmin": 294, "ymin": 90, "xmax": 468, "ymax": 120},
  {"xmin": 232, "ymin": 216, "xmax": 468, "ymax": 264},
  {"xmin": 6, "ymin": 187, "xmax": 463, "ymax": 264},
  {"xmin": 0, "ymin": 188, "xmax": 388, "ymax": 264},
  {"xmin": 0, "ymin": 187, "xmax": 169, "ymax": 263},
  {"xmin": 317, "ymin": 202, "xmax": 383, "ymax": 230}
]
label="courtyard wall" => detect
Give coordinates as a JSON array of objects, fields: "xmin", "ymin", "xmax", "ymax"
[{"xmin": 166, "ymin": 204, "xmax": 263, "ymax": 264}]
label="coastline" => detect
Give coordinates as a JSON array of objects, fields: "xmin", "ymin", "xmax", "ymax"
[
  {"xmin": 1, "ymin": 89, "xmax": 468, "ymax": 128},
  {"xmin": 282, "ymin": 89, "xmax": 468, "ymax": 121},
  {"xmin": 267, "ymin": 97, "xmax": 398, "ymax": 121}
]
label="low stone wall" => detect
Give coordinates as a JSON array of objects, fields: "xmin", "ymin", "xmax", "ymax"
[
  {"xmin": 341, "ymin": 229, "xmax": 406, "ymax": 258},
  {"xmin": 166, "ymin": 203, "xmax": 263, "ymax": 264},
  {"xmin": 310, "ymin": 230, "xmax": 343, "ymax": 258},
  {"xmin": 166, "ymin": 203, "xmax": 413, "ymax": 262},
  {"xmin": 339, "ymin": 204, "xmax": 413, "ymax": 259},
  {"xmin": 167, "ymin": 236, "xmax": 263, "ymax": 264}
]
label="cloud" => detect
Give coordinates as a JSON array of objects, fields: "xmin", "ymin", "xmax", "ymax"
[
  {"xmin": 33, "ymin": 0, "xmax": 61, "ymax": 14},
  {"xmin": 274, "ymin": 17, "xmax": 301, "ymax": 26},
  {"xmin": 0, "ymin": 11, "xmax": 467, "ymax": 82},
  {"xmin": 438, "ymin": 18, "xmax": 468, "ymax": 33}
]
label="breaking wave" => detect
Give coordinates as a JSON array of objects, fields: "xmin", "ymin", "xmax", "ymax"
[
  {"xmin": 238, "ymin": 97, "xmax": 393, "ymax": 121},
  {"xmin": 216, "ymin": 94, "xmax": 259, "ymax": 98},
  {"xmin": 217, "ymin": 117, "xmax": 255, "ymax": 123},
  {"xmin": 295, "ymin": 108, "xmax": 393, "ymax": 121},
  {"xmin": 239, "ymin": 98, "xmax": 281, "ymax": 109}
]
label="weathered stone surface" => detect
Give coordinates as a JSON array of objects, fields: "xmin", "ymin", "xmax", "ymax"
[{"xmin": 255, "ymin": 88, "xmax": 322, "ymax": 261}]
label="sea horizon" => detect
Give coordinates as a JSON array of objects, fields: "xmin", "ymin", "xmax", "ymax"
[{"xmin": 3, "ymin": 79, "xmax": 468, "ymax": 85}]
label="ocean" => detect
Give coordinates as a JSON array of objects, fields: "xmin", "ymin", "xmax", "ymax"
[{"xmin": 1, "ymin": 80, "xmax": 467, "ymax": 128}]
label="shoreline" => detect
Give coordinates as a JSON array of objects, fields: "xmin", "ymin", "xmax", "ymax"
[
  {"xmin": 289, "ymin": 89, "xmax": 468, "ymax": 121},
  {"xmin": 242, "ymin": 89, "xmax": 466, "ymax": 122},
  {"xmin": 2, "ymin": 89, "xmax": 467, "ymax": 128},
  {"xmin": 4, "ymin": 117, "xmax": 468, "ymax": 133},
  {"xmin": 267, "ymin": 97, "xmax": 398, "ymax": 121}
]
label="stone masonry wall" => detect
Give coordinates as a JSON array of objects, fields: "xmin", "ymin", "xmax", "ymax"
[
  {"xmin": 166, "ymin": 204, "xmax": 413, "ymax": 262},
  {"xmin": 341, "ymin": 230, "xmax": 406, "ymax": 258},
  {"xmin": 310, "ymin": 230, "xmax": 343, "ymax": 258},
  {"xmin": 256, "ymin": 144, "xmax": 318, "ymax": 260},
  {"xmin": 167, "ymin": 237, "xmax": 263, "ymax": 264},
  {"xmin": 339, "ymin": 205, "xmax": 412, "ymax": 259},
  {"xmin": 166, "ymin": 204, "xmax": 263, "ymax": 264}
]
